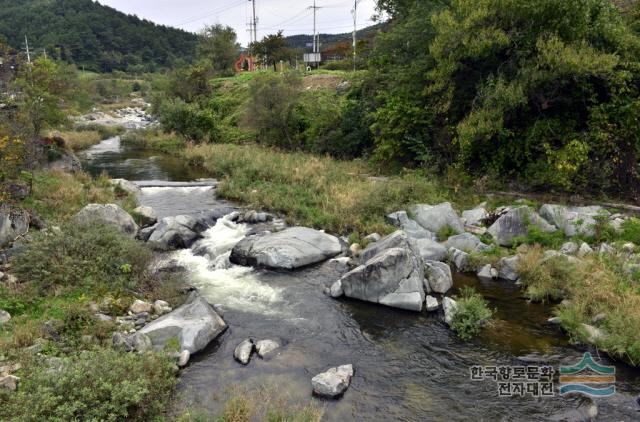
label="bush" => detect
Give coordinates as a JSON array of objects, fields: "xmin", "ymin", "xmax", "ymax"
[
  {"xmin": 156, "ymin": 99, "xmax": 221, "ymax": 143},
  {"xmin": 0, "ymin": 349, "xmax": 177, "ymax": 422},
  {"xmin": 517, "ymin": 248, "xmax": 579, "ymax": 301},
  {"xmin": 11, "ymin": 223, "xmax": 153, "ymax": 294},
  {"xmin": 451, "ymin": 287, "xmax": 494, "ymax": 340}
]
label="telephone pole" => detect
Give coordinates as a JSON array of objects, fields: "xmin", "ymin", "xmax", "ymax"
[
  {"xmin": 308, "ymin": 1, "xmax": 322, "ymax": 68},
  {"xmin": 352, "ymin": 0, "xmax": 362, "ymax": 71},
  {"xmin": 251, "ymin": 0, "xmax": 257, "ymax": 45},
  {"xmin": 24, "ymin": 35, "xmax": 31, "ymax": 64}
]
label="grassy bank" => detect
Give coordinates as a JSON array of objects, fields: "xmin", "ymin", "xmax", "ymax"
[
  {"xmin": 0, "ymin": 169, "xmax": 184, "ymax": 421},
  {"xmin": 47, "ymin": 125, "xmax": 124, "ymax": 151}
]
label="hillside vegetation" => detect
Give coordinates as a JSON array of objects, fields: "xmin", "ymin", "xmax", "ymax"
[{"xmin": 0, "ymin": 0, "xmax": 197, "ymax": 72}]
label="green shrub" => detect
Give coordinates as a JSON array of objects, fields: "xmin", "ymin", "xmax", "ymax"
[
  {"xmin": 11, "ymin": 223, "xmax": 153, "ymax": 294},
  {"xmin": 0, "ymin": 349, "xmax": 177, "ymax": 422},
  {"xmin": 517, "ymin": 248, "xmax": 579, "ymax": 301},
  {"xmin": 451, "ymin": 287, "xmax": 494, "ymax": 341}
]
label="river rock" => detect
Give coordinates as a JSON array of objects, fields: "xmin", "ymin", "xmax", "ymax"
[
  {"xmin": 462, "ymin": 207, "xmax": 488, "ymax": 227},
  {"xmin": 44, "ymin": 150, "xmax": 82, "ymax": 173},
  {"xmin": 147, "ymin": 215, "xmax": 206, "ymax": 250},
  {"xmin": 230, "ymin": 227, "xmax": 342, "ymax": 270},
  {"xmin": 138, "ymin": 291, "xmax": 227, "ymax": 354},
  {"xmin": 599, "ymin": 243, "xmax": 615, "ymax": 256},
  {"xmin": 442, "ymin": 297, "xmax": 458, "ymax": 326},
  {"xmin": 110, "ymin": 179, "xmax": 141, "ymax": 195},
  {"xmin": 339, "ymin": 247, "xmax": 425, "ymax": 312},
  {"xmin": 326, "ymin": 257, "xmax": 352, "ymax": 274},
  {"xmin": 329, "ymin": 280, "xmax": 344, "ymax": 298},
  {"xmin": 539, "ymin": 204, "xmax": 609, "ymax": 237},
  {"xmin": 577, "ymin": 242, "xmax": 594, "ymax": 258},
  {"xmin": 386, "ymin": 211, "xmax": 435, "ymax": 240},
  {"xmin": 487, "ymin": 206, "xmax": 556, "ymax": 247},
  {"xmin": 449, "ymin": 248, "xmax": 471, "ymax": 272},
  {"xmin": 413, "ymin": 238, "xmax": 448, "ymax": 262},
  {"xmin": 498, "ymin": 256, "xmax": 519, "ymax": 281},
  {"xmin": 153, "ymin": 300, "xmax": 172, "ymax": 316},
  {"xmin": 445, "ymin": 233, "xmax": 490, "ymax": 253},
  {"xmin": 0, "ymin": 206, "xmax": 30, "ymax": 248},
  {"xmin": 424, "ymin": 261, "xmax": 453, "ymax": 294},
  {"xmin": 234, "ymin": 339, "xmax": 254, "ymax": 365},
  {"xmin": 559, "ymin": 241, "xmax": 579, "ymax": 255},
  {"xmin": 112, "ymin": 332, "xmax": 152, "ymax": 353},
  {"xmin": 133, "ymin": 206, "xmax": 157, "ymax": 227},
  {"xmin": 0, "ymin": 375, "xmax": 19, "ymax": 391},
  {"xmin": 311, "ymin": 364, "xmax": 354, "ymax": 398},
  {"xmin": 582, "ymin": 324, "xmax": 606, "ymax": 344},
  {"xmin": 363, "ymin": 233, "xmax": 381, "ymax": 243},
  {"xmin": 0, "ymin": 309, "xmax": 10, "ymax": 325},
  {"xmin": 360, "ymin": 230, "xmax": 416, "ymax": 263},
  {"xmin": 477, "ymin": 264, "xmax": 495, "ymax": 282},
  {"xmin": 73, "ymin": 204, "xmax": 138, "ymax": 237},
  {"xmin": 256, "ymin": 339, "xmax": 281, "ymax": 357},
  {"xmin": 411, "ymin": 203, "xmax": 464, "ymax": 235},
  {"xmin": 349, "ymin": 243, "xmax": 362, "ymax": 257},
  {"xmin": 130, "ymin": 300, "xmax": 152, "ymax": 314},
  {"xmin": 426, "ymin": 295, "xmax": 439, "ymax": 312},
  {"xmin": 177, "ymin": 350, "xmax": 191, "ymax": 367}
]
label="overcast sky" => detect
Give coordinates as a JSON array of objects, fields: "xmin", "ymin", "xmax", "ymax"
[{"xmin": 97, "ymin": 0, "xmax": 379, "ymax": 47}]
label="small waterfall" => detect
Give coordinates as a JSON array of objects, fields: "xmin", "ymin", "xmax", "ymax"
[{"xmin": 171, "ymin": 215, "xmax": 284, "ymax": 314}]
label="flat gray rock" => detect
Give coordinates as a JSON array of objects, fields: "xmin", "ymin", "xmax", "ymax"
[
  {"xmin": 445, "ymin": 233, "xmax": 490, "ymax": 253},
  {"xmin": 411, "ymin": 203, "xmax": 464, "ymax": 235},
  {"xmin": 360, "ymin": 230, "xmax": 417, "ymax": 263},
  {"xmin": 386, "ymin": 211, "xmax": 435, "ymax": 239},
  {"xmin": 413, "ymin": 238, "xmax": 448, "ymax": 262},
  {"xmin": 230, "ymin": 227, "xmax": 341, "ymax": 269},
  {"xmin": 339, "ymin": 247, "xmax": 425, "ymax": 312},
  {"xmin": 311, "ymin": 364, "xmax": 354, "ymax": 398},
  {"xmin": 73, "ymin": 204, "xmax": 138, "ymax": 237},
  {"xmin": 139, "ymin": 291, "xmax": 227, "ymax": 354}
]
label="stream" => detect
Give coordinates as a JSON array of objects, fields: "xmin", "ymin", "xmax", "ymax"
[{"xmin": 80, "ymin": 137, "xmax": 640, "ymax": 421}]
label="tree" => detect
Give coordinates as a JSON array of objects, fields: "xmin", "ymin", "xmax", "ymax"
[
  {"xmin": 251, "ymin": 31, "xmax": 293, "ymax": 71},
  {"xmin": 197, "ymin": 24, "xmax": 239, "ymax": 77},
  {"xmin": 14, "ymin": 58, "xmax": 75, "ymax": 136}
]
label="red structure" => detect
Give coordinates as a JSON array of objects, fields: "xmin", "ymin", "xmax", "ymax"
[{"xmin": 235, "ymin": 54, "xmax": 256, "ymax": 72}]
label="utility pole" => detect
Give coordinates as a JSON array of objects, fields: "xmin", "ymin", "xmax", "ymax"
[
  {"xmin": 251, "ymin": 0, "xmax": 257, "ymax": 45},
  {"xmin": 308, "ymin": 1, "xmax": 322, "ymax": 69},
  {"xmin": 24, "ymin": 35, "xmax": 31, "ymax": 64},
  {"xmin": 352, "ymin": 0, "xmax": 362, "ymax": 72}
]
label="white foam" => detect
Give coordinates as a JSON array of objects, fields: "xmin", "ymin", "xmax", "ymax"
[
  {"xmin": 141, "ymin": 186, "xmax": 214, "ymax": 195},
  {"xmin": 171, "ymin": 216, "xmax": 285, "ymax": 315}
]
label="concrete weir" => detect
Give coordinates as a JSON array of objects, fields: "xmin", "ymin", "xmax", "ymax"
[{"xmin": 133, "ymin": 180, "xmax": 219, "ymax": 188}]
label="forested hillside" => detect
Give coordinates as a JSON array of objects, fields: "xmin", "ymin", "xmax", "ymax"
[{"xmin": 0, "ymin": 0, "xmax": 197, "ymax": 72}]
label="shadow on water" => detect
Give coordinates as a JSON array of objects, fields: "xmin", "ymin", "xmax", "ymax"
[{"xmin": 79, "ymin": 137, "xmax": 640, "ymax": 421}]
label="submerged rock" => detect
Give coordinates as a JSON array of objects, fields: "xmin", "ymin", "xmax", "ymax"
[
  {"xmin": 311, "ymin": 364, "xmax": 354, "ymax": 398},
  {"xmin": 411, "ymin": 203, "xmax": 464, "ymax": 235},
  {"xmin": 424, "ymin": 261, "xmax": 453, "ymax": 294},
  {"xmin": 255, "ymin": 339, "xmax": 281, "ymax": 358},
  {"xmin": 339, "ymin": 247, "xmax": 425, "ymax": 312},
  {"xmin": 73, "ymin": 204, "xmax": 138, "ymax": 237},
  {"xmin": 234, "ymin": 339, "xmax": 254, "ymax": 365},
  {"xmin": 230, "ymin": 227, "xmax": 342, "ymax": 270},
  {"xmin": 138, "ymin": 291, "xmax": 227, "ymax": 354},
  {"xmin": 487, "ymin": 206, "xmax": 556, "ymax": 247},
  {"xmin": 147, "ymin": 215, "xmax": 206, "ymax": 251}
]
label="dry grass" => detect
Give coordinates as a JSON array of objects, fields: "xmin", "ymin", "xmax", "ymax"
[
  {"xmin": 182, "ymin": 143, "xmax": 461, "ymax": 235},
  {"xmin": 518, "ymin": 247, "xmax": 640, "ymax": 364},
  {"xmin": 47, "ymin": 130, "xmax": 102, "ymax": 151},
  {"xmin": 23, "ymin": 169, "xmax": 136, "ymax": 222}
]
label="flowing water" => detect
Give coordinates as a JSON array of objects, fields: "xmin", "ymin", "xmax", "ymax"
[{"xmin": 80, "ymin": 137, "xmax": 640, "ymax": 421}]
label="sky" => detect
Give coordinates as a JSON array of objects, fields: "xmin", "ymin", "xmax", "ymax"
[{"xmin": 97, "ymin": 0, "xmax": 379, "ymax": 47}]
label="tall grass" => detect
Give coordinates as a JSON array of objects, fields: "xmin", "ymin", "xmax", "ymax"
[{"xmin": 182, "ymin": 143, "xmax": 455, "ymax": 235}]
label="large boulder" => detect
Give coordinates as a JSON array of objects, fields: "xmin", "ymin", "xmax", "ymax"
[
  {"xmin": 133, "ymin": 206, "xmax": 157, "ymax": 227},
  {"xmin": 138, "ymin": 291, "xmax": 227, "ymax": 354},
  {"xmin": 230, "ymin": 227, "xmax": 342, "ymax": 270},
  {"xmin": 147, "ymin": 215, "xmax": 206, "ymax": 250},
  {"xmin": 424, "ymin": 261, "xmax": 453, "ymax": 294},
  {"xmin": 0, "ymin": 206, "xmax": 30, "ymax": 248},
  {"xmin": 445, "ymin": 233, "xmax": 490, "ymax": 253},
  {"xmin": 487, "ymin": 206, "xmax": 556, "ymax": 247},
  {"xmin": 413, "ymin": 238, "xmax": 448, "ymax": 262},
  {"xmin": 462, "ymin": 206, "xmax": 488, "ymax": 227},
  {"xmin": 385, "ymin": 211, "xmax": 435, "ymax": 240},
  {"xmin": 411, "ymin": 203, "xmax": 464, "ymax": 235},
  {"xmin": 339, "ymin": 247, "xmax": 425, "ymax": 312},
  {"xmin": 311, "ymin": 364, "xmax": 354, "ymax": 398},
  {"xmin": 539, "ymin": 204, "xmax": 609, "ymax": 237},
  {"xmin": 498, "ymin": 256, "xmax": 520, "ymax": 281},
  {"xmin": 73, "ymin": 204, "xmax": 138, "ymax": 237},
  {"xmin": 360, "ymin": 230, "xmax": 416, "ymax": 263}
]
